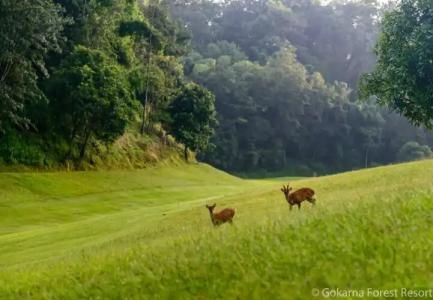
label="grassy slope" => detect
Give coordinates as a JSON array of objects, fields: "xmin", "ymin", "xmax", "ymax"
[{"xmin": 1, "ymin": 161, "xmax": 433, "ymax": 299}]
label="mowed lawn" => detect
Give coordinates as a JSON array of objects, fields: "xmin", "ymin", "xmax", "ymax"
[{"xmin": 1, "ymin": 161, "xmax": 433, "ymax": 299}]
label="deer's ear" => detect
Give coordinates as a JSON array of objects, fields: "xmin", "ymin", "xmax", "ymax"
[{"xmin": 280, "ymin": 188, "xmax": 285, "ymax": 192}]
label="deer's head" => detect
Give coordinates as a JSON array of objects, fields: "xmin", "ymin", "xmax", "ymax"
[
  {"xmin": 280, "ymin": 183, "xmax": 293, "ymax": 199},
  {"xmin": 206, "ymin": 203, "xmax": 216, "ymax": 214}
]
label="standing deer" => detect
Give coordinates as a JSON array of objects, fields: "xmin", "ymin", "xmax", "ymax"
[
  {"xmin": 205, "ymin": 203, "xmax": 235, "ymax": 226},
  {"xmin": 280, "ymin": 183, "xmax": 316, "ymax": 210}
]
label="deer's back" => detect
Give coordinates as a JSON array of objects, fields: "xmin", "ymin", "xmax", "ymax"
[
  {"xmin": 290, "ymin": 188, "xmax": 315, "ymax": 203},
  {"xmin": 214, "ymin": 208, "xmax": 235, "ymax": 221}
]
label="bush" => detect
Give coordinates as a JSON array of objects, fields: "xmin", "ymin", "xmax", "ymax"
[
  {"xmin": 397, "ymin": 142, "xmax": 433, "ymax": 162},
  {"xmin": 0, "ymin": 131, "xmax": 55, "ymax": 166}
]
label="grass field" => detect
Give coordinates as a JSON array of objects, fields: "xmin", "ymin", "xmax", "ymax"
[{"xmin": 1, "ymin": 161, "xmax": 433, "ymax": 299}]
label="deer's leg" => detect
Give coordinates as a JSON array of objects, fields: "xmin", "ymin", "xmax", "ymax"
[
  {"xmin": 297, "ymin": 203, "xmax": 301, "ymax": 210},
  {"xmin": 289, "ymin": 204, "xmax": 293, "ymax": 211}
]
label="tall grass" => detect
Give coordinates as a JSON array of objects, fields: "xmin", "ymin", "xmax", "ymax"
[{"xmin": 1, "ymin": 161, "xmax": 433, "ymax": 299}]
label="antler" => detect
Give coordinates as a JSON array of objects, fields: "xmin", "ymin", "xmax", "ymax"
[{"xmin": 280, "ymin": 183, "xmax": 293, "ymax": 193}]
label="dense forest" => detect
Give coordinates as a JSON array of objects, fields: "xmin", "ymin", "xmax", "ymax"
[
  {"xmin": 170, "ymin": 0, "xmax": 433, "ymax": 174},
  {"xmin": 1, "ymin": 0, "xmax": 433, "ymax": 174},
  {"xmin": 0, "ymin": 0, "xmax": 215, "ymax": 168}
]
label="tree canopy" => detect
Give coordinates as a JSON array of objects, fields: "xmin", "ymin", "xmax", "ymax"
[
  {"xmin": 0, "ymin": 0, "xmax": 65, "ymax": 132},
  {"xmin": 0, "ymin": 0, "xmax": 204, "ymax": 167},
  {"xmin": 166, "ymin": 83, "xmax": 217, "ymax": 161},
  {"xmin": 1, "ymin": 0, "xmax": 433, "ymax": 174},
  {"xmin": 170, "ymin": 0, "xmax": 433, "ymax": 174},
  {"xmin": 45, "ymin": 46, "xmax": 137, "ymax": 160},
  {"xmin": 361, "ymin": 0, "xmax": 433, "ymax": 129}
]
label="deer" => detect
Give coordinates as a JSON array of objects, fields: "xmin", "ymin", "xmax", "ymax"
[
  {"xmin": 280, "ymin": 183, "xmax": 316, "ymax": 211},
  {"xmin": 205, "ymin": 203, "xmax": 235, "ymax": 226}
]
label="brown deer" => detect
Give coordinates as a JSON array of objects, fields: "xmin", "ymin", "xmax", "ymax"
[
  {"xmin": 280, "ymin": 183, "xmax": 316, "ymax": 210},
  {"xmin": 205, "ymin": 203, "xmax": 235, "ymax": 226}
]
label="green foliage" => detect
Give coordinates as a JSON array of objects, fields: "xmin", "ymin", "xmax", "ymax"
[
  {"xmin": 171, "ymin": 0, "xmax": 433, "ymax": 173},
  {"xmin": 170, "ymin": 0, "xmax": 379, "ymax": 87},
  {"xmin": 0, "ymin": 0, "xmax": 66, "ymax": 132},
  {"xmin": 361, "ymin": 0, "xmax": 433, "ymax": 129},
  {"xmin": 118, "ymin": 1, "xmax": 191, "ymax": 132},
  {"xmin": 187, "ymin": 44, "xmax": 390, "ymax": 172},
  {"xmin": 397, "ymin": 141, "xmax": 433, "ymax": 162},
  {"xmin": 140, "ymin": 1, "xmax": 191, "ymax": 57},
  {"xmin": 0, "ymin": 0, "xmax": 200, "ymax": 168},
  {"xmin": 166, "ymin": 83, "xmax": 218, "ymax": 161},
  {"xmin": 0, "ymin": 130, "xmax": 54, "ymax": 166},
  {"xmin": 119, "ymin": 20, "xmax": 163, "ymax": 51},
  {"xmin": 46, "ymin": 46, "xmax": 138, "ymax": 160},
  {"xmin": 2, "ymin": 0, "xmax": 433, "ymax": 174}
]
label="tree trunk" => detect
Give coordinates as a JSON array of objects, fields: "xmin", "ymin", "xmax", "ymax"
[
  {"xmin": 364, "ymin": 145, "xmax": 370, "ymax": 168},
  {"xmin": 79, "ymin": 129, "xmax": 91, "ymax": 161},
  {"xmin": 140, "ymin": 106, "xmax": 146, "ymax": 134},
  {"xmin": 184, "ymin": 145, "xmax": 188, "ymax": 162},
  {"xmin": 65, "ymin": 142, "xmax": 73, "ymax": 162},
  {"xmin": 65, "ymin": 124, "xmax": 77, "ymax": 161},
  {"xmin": 141, "ymin": 20, "xmax": 153, "ymax": 135}
]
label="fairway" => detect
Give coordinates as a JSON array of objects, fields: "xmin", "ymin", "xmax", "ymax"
[{"xmin": 1, "ymin": 161, "xmax": 433, "ymax": 299}]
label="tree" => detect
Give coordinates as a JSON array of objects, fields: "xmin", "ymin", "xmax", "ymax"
[
  {"xmin": 361, "ymin": 0, "xmax": 433, "ymax": 129},
  {"xmin": 45, "ymin": 46, "xmax": 137, "ymax": 161},
  {"xmin": 170, "ymin": 0, "xmax": 405, "ymax": 173},
  {"xmin": 166, "ymin": 83, "xmax": 217, "ymax": 161},
  {"xmin": 397, "ymin": 141, "xmax": 433, "ymax": 162},
  {"xmin": 0, "ymin": 0, "xmax": 65, "ymax": 132},
  {"xmin": 119, "ymin": 1, "xmax": 190, "ymax": 133}
]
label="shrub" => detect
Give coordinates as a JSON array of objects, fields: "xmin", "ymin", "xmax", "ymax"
[{"xmin": 397, "ymin": 141, "xmax": 433, "ymax": 162}]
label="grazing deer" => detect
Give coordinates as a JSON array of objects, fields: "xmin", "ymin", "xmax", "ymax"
[
  {"xmin": 205, "ymin": 203, "xmax": 235, "ymax": 226},
  {"xmin": 280, "ymin": 183, "xmax": 316, "ymax": 210}
]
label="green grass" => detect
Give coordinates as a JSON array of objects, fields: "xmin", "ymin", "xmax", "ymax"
[{"xmin": 1, "ymin": 161, "xmax": 433, "ymax": 299}]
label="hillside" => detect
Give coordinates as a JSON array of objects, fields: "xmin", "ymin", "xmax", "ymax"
[{"xmin": 1, "ymin": 161, "xmax": 433, "ymax": 299}]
